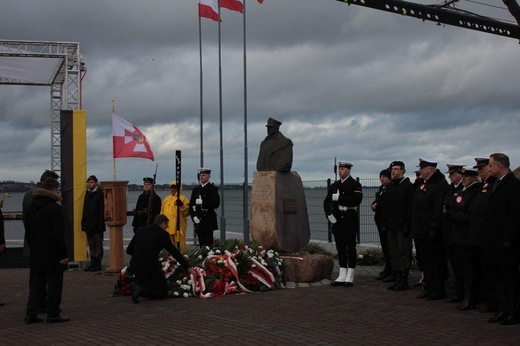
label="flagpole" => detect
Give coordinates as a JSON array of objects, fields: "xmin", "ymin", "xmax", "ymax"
[
  {"xmin": 242, "ymin": 0, "xmax": 250, "ymax": 246},
  {"xmin": 112, "ymin": 100, "xmax": 116, "ymax": 181},
  {"xmin": 198, "ymin": 5, "xmax": 204, "ymax": 168},
  {"xmin": 218, "ymin": 1, "xmax": 226, "ymax": 247}
]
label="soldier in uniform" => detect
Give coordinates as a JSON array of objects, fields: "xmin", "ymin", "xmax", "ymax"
[
  {"xmin": 371, "ymin": 169, "xmax": 392, "ymax": 281},
  {"xmin": 324, "ymin": 161, "xmax": 363, "ymax": 287},
  {"xmin": 411, "ymin": 158, "xmax": 449, "ymax": 301},
  {"xmin": 189, "ymin": 168, "xmax": 220, "ymax": 248},
  {"xmin": 132, "ymin": 177, "xmax": 162, "ymax": 233}
]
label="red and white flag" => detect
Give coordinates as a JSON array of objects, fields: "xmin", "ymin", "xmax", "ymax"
[
  {"xmin": 199, "ymin": 0, "xmax": 220, "ymax": 21},
  {"xmin": 257, "ymin": 0, "xmax": 263, "ymax": 3},
  {"xmin": 112, "ymin": 114, "xmax": 154, "ymax": 161},
  {"xmin": 220, "ymin": 0, "xmax": 244, "ymax": 13}
]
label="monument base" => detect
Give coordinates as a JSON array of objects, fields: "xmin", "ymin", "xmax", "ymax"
[{"xmin": 282, "ymin": 254, "xmax": 334, "ymax": 283}]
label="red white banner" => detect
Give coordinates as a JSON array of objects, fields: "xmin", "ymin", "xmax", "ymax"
[
  {"xmin": 112, "ymin": 114, "xmax": 154, "ymax": 161},
  {"xmin": 199, "ymin": 0, "xmax": 220, "ymax": 21},
  {"xmin": 220, "ymin": 0, "xmax": 244, "ymax": 13}
]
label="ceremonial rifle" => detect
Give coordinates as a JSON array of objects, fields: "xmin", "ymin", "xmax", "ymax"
[{"xmin": 175, "ymin": 150, "xmax": 181, "ymax": 249}]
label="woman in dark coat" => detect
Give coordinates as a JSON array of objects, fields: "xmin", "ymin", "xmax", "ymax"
[{"xmin": 24, "ymin": 177, "xmax": 70, "ymax": 323}]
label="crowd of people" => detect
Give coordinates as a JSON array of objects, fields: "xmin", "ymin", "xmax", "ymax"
[{"xmin": 362, "ymin": 153, "xmax": 520, "ymax": 326}]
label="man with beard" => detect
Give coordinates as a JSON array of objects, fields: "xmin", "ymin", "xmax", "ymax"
[
  {"xmin": 412, "ymin": 158, "xmax": 449, "ymax": 301},
  {"xmin": 383, "ymin": 161, "xmax": 414, "ymax": 291}
]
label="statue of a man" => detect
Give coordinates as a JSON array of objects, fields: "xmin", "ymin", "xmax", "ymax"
[{"xmin": 256, "ymin": 117, "xmax": 293, "ymax": 172}]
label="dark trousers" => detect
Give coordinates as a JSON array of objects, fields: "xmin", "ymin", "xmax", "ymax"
[
  {"xmin": 86, "ymin": 232, "xmax": 104, "ymax": 259},
  {"xmin": 136, "ymin": 268, "xmax": 169, "ymax": 299},
  {"xmin": 196, "ymin": 228, "xmax": 214, "ymax": 248},
  {"xmin": 26, "ymin": 270, "xmax": 64, "ymax": 317},
  {"xmin": 415, "ymin": 237, "xmax": 446, "ymax": 293},
  {"xmin": 479, "ymin": 250, "xmax": 498, "ymax": 308},
  {"xmin": 453, "ymin": 246, "xmax": 480, "ymax": 302},
  {"xmin": 387, "ymin": 230, "xmax": 412, "ymax": 272},
  {"xmin": 377, "ymin": 227, "xmax": 391, "ymax": 272},
  {"xmin": 490, "ymin": 263, "xmax": 520, "ymax": 316},
  {"xmin": 333, "ymin": 232, "xmax": 357, "ymax": 268}
]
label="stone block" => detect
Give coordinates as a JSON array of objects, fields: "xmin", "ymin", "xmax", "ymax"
[{"xmin": 282, "ymin": 254, "xmax": 334, "ymax": 283}]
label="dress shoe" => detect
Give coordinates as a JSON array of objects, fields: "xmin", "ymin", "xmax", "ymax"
[
  {"xmin": 487, "ymin": 311, "xmax": 507, "ymax": 323},
  {"xmin": 375, "ymin": 274, "xmax": 388, "ymax": 281},
  {"xmin": 132, "ymin": 284, "xmax": 143, "ymax": 303},
  {"xmin": 500, "ymin": 315, "xmax": 519, "ymax": 326},
  {"xmin": 344, "ymin": 282, "xmax": 354, "ymax": 287},
  {"xmin": 24, "ymin": 315, "xmax": 44, "ymax": 324},
  {"xmin": 382, "ymin": 275, "xmax": 396, "ymax": 283},
  {"xmin": 456, "ymin": 302, "xmax": 476, "ymax": 310},
  {"xmin": 331, "ymin": 281, "xmax": 346, "ymax": 287},
  {"xmin": 445, "ymin": 296, "xmax": 463, "ymax": 303},
  {"xmin": 416, "ymin": 291, "xmax": 430, "ymax": 299},
  {"xmin": 426, "ymin": 292, "xmax": 446, "ymax": 301},
  {"xmin": 47, "ymin": 315, "xmax": 70, "ymax": 323}
]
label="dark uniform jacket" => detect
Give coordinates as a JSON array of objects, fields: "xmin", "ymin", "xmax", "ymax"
[
  {"xmin": 81, "ymin": 186, "xmax": 105, "ymax": 234},
  {"xmin": 444, "ymin": 182, "xmax": 481, "ymax": 248},
  {"xmin": 481, "ymin": 172, "xmax": 520, "ymax": 265},
  {"xmin": 371, "ymin": 185, "xmax": 386, "ymax": 230},
  {"xmin": 323, "ymin": 176, "xmax": 363, "ymax": 236},
  {"xmin": 469, "ymin": 177, "xmax": 496, "ymax": 246},
  {"xmin": 411, "ymin": 169, "xmax": 449, "ymax": 239},
  {"xmin": 132, "ymin": 191, "xmax": 162, "ymax": 229},
  {"xmin": 127, "ymin": 223, "xmax": 189, "ymax": 288},
  {"xmin": 442, "ymin": 182, "xmax": 463, "ymax": 245},
  {"xmin": 189, "ymin": 183, "xmax": 220, "ymax": 232},
  {"xmin": 383, "ymin": 177, "xmax": 413, "ymax": 233},
  {"xmin": 25, "ymin": 188, "xmax": 68, "ymax": 272}
]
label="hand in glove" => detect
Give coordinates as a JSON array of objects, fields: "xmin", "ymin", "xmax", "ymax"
[
  {"xmin": 193, "ymin": 216, "xmax": 201, "ymax": 224},
  {"xmin": 175, "ymin": 199, "xmax": 184, "ymax": 207},
  {"xmin": 332, "ymin": 191, "xmax": 340, "ymax": 201},
  {"xmin": 327, "ymin": 214, "xmax": 337, "ymax": 224},
  {"xmin": 195, "ymin": 196, "xmax": 203, "ymax": 205}
]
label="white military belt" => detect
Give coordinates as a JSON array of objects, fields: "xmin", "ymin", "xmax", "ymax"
[{"xmin": 338, "ymin": 206, "xmax": 357, "ymax": 211}]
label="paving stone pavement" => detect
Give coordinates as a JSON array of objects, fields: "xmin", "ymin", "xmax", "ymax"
[{"xmin": 1, "ymin": 255, "xmax": 518, "ymax": 345}]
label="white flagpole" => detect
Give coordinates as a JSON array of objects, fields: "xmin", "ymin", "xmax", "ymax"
[
  {"xmin": 218, "ymin": 0, "xmax": 226, "ymax": 246},
  {"xmin": 112, "ymin": 100, "xmax": 117, "ymax": 181},
  {"xmin": 243, "ymin": 0, "xmax": 250, "ymax": 245}
]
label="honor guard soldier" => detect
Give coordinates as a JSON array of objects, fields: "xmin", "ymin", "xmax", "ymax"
[
  {"xmin": 132, "ymin": 177, "xmax": 162, "ymax": 233},
  {"xmin": 324, "ymin": 161, "xmax": 363, "ymax": 287},
  {"xmin": 189, "ymin": 168, "xmax": 220, "ymax": 248}
]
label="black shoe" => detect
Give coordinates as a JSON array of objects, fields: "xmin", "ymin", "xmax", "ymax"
[
  {"xmin": 47, "ymin": 315, "xmax": 70, "ymax": 323},
  {"xmin": 344, "ymin": 282, "xmax": 354, "ymax": 287},
  {"xmin": 83, "ymin": 262, "xmax": 94, "ymax": 272},
  {"xmin": 382, "ymin": 275, "xmax": 396, "ymax": 283},
  {"xmin": 426, "ymin": 292, "xmax": 446, "ymax": 301},
  {"xmin": 488, "ymin": 311, "xmax": 507, "ymax": 323},
  {"xmin": 500, "ymin": 315, "xmax": 520, "ymax": 325},
  {"xmin": 445, "ymin": 296, "xmax": 463, "ymax": 303},
  {"xmin": 132, "ymin": 284, "xmax": 143, "ymax": 303},
  {"xmin": 24, "ymin": 315, "xmax": 44, "ymax": 324},
  {"xmin": 416, "ymin": 291, "xmax": 430, "ymax": 299},
  {"xmin": 478, "ymin": 305, "xmax": 498, "ymax": 313},
  {"xmin": 375, "ymin": 274, "xmax": 388, "ymax": 281},
  {"xmin": 331, "ymin": 281, "xmax": 345, "ymax": 287},
  {"xmin": 456, "ymin": 302, "xmax": 476, "ymax": 310}
]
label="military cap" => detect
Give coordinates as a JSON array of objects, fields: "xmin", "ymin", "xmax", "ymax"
[
  {"xmin": 445, "ymin": 163, "xmax": 465, "ymax": 174},
  {"xmin": 473, "ymin": 157, "xmax": 489, "ymax": 168},
  {"xmin": 459, "ymin": 166, "xmax": 478, "ymax": 176},
  {"xmin": 337, "ymin": 161, "xmax": 353, "ymax": 169},
  {"xmin": 417, "ymin": 158, "xmax": 438, "ymax": 168},
  {"xmin": 265, "ymin": 117, "xmax": 282, "ymax": 127},
  {"xmin": 143, "ymin": 177, "xmax": 154, "ymax": 184},
  {"xmin": 199, "ymin": 167, "xmax": 212, "ymax": 174},
  {"xmin": 389, "ymin": 161, "xmax": 405, "ymax": 168}
]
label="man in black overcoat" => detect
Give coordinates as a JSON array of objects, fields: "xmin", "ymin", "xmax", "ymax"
[
  {"xmin": 189, "ymin": 168, "xmax": 220, "ymax": 248},
  {"xmin": 132, "ymin": 177, "xmax": 162, "ymax": 232},
  {"xmin": 481, "ymin": 153, "xmax": 520, "ymax": 325}
]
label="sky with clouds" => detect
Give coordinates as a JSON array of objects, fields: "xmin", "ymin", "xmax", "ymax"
[{"xmin": 1, "ymin": 0, "xmax": 519, "ymax": 185}]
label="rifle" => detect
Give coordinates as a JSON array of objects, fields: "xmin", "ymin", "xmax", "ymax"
[
  {"xmin": 146, "ymin": 163, "xmax": 158, "ymax": 226},
  {"xmin": 175, "ymin": 150, "xmax": 181, "ymax": 249},
  {"xmin": 334, "ymin": 157, "xmax": 337, "ymax": 182}
]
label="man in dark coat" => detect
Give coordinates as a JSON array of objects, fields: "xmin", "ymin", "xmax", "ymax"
[
  {"xmin": 24, "ymin": 177, "xmax": 70, "ymax": 323},
  {"xmin": 81, "ymin": 175, "xmax": 106, "ymax": 272},
  {"xmin": 132, "ymin": 177, "xmax": 162, "ymax": 232},
  {"xmin": 371, "ymin": 169, "xmax": 392, "ymax": 280},
  {"xmin": 189, "ymin": 168, "xmax": 220, "ymax": 248},
  {"xmin": 411, "ymin": 158, "xmax": 449, "ymax": 301},
  {"xmin": 383, "ymin": 161, "xmax": 414, "ymax": 291},
  {"xmin": 127, "ymin": 214, "xmax": 195, "ymax": 303},
  {"xmin": 324, "ymin": 161, "xmax": 363, "ymax": 287},
  {"xmin": 481, "ymin": 153, "xmax": 520, "ymax": 325}
]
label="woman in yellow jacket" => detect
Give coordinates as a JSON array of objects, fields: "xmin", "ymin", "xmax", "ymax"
[{"xmin": 161, "ymin": 181, "xmax": 190, "ymax": 253}]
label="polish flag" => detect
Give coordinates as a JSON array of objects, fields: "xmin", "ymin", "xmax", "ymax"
[
  {"xmin": 199, "ymin": 0, "xmax": 220, "ymax": 21},
  {"xmin": 220, "ymin": 0, "xmax": 244, "ymax": 13},
  {"xmin": 257, "ymin": 0, "xmax": 263, "ymax": 3},
  {"xmin": 112, "ymin": 114, "xmax": 154, "ymax": 161}
]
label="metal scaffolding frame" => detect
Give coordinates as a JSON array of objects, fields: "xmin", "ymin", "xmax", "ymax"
[{"xmin": 0, "ymin": 40, "xmax": 83, "ymax": 176}]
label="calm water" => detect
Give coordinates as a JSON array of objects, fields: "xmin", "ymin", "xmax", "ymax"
[{"xmin": 2, "ymin": 184, "xmax": 380, "ymax": 247}]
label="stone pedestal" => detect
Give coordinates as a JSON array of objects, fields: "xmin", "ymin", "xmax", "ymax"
[
  {"xmin": 282, "ymin": 254, "xmax": 334, "ymax": 283},
  {"xmin": 101, "ymin": 181, "xmax": 128, "ymax": 273},
  {"xmin": 250, "ymin": 171, "xmax": 310, "ymax": 253}
]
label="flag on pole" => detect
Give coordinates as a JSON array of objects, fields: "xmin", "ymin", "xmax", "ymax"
[
  {"xmin": 113, "ymin": 114, "xmax": 154, "ymax": 161},
  {"xmin": 199, "ymin": 0, "xmax": 220, "ymax": 21},
  {"xmin": 257, "ymin": 0, "xmax": 264, "ymax": 3},
  {"xmin": 220, "ymin": 0, "xmax": 244, "ymax": 13}
]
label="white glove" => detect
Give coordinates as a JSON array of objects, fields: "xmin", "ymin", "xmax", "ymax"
[
  {"xmin": 195, "ymin": 196, "xmax": 203, "ymax": 205},
  {"xmin": 193, "ymin": 216, "xmax": 200, "ymax": 224},
  {"xmin": 332, "ymin": 191, "xmax": 340, "ymax": 201},
  {"xmin": 327, "ymin": 214, "xmax": 337, "ymax": 224}
]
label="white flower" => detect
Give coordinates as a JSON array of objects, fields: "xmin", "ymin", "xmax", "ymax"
[
  {"xmin": 173, "ymin": 291, "xmax": 179, "ymax": 296},
  {"xmin": 198, "ymin": 255, "xmax": 203, "ymax": 259},
  {"xmin": 183, "ymin": 293, "xmax": 189, "ymax": 298},
  {"xmin": 187, "ymin": 279, "xmax": 193, "ymax": 285},
  {"xmin": 176, "ymin": 280, "xmax": 181, "ymax": 285}
]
